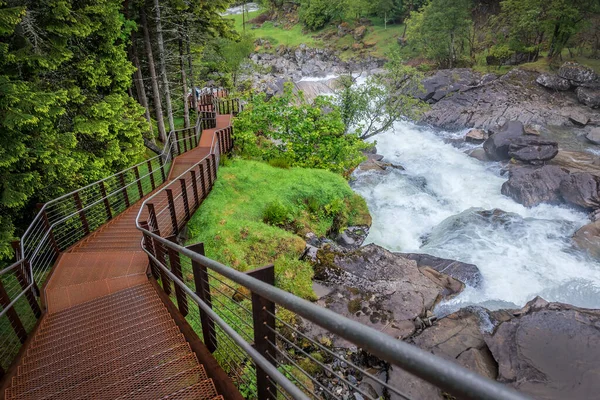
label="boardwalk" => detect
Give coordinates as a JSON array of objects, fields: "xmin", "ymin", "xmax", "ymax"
[{"xmin": 5, "ymin": 114, "xmax": 233, "ymax": 400}]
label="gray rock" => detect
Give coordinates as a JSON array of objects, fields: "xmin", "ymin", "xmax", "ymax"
[
  {"xmin": 569, "ymin": 110, "xmax": 590, "ymax": 126},
  {"xmin": 467, "ymin": 148, "xmax": 490, "ymax": 162},
  {"xmin": 576, "ymin": 86, "xmax": 600, "ymax": 108},
  {"xmin": 536, "ymin": 73, "xmax": 571, "ymax": 90},
  {"xmin": 415, "ymin": 68, "xmax": 479, "ymax": 102},
  {"xmin": 485, "ymin": 298, "xmax": 600, "ymax": 399},
  {"xmin": 501, "ymin": 165, "xmax": 570, "ymax": 207},
  {"xmin": 483, "ymin": 121, "xmax": 525, "ymax": 161},
  {"xmin": 465, "ymin": 128, "xmax": 488, "ymax": 142},
  {"xmin": 572, "ymin": 219, "xmax": 600, "ymax": 259},
  {"xmin": 586, "ymin": 128, "xmax": 600, "ymax": 145},
  {"xmin": 558, "ymin": 61, "xmax": 598, "ymax": 84},
  {"xmin": 398, "ymin": 253, "xmax": 482, "ymax": 287},
  {"xmin": 559, "ymin": 172, "xmax": 600, "ymax": 210},
  {"xmin": 507, "ymin": 137, "xmax": 559, "ymax": 163}
]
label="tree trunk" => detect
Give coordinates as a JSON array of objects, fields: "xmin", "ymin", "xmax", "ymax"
[
  {"xmin": 140, "ymin": 8, "xmax": 167, "ymax": 143},
  {"xmin": 185, "ymin": 21, "xmax": 197, "ymax": 113},
  {"xmin": 153, "ymin": 0, "xmax": 175, "ymax": 132},
  {"xmin": 179, "ymin": 27, "xmax": 190, "ymax": 129},
  {"xmin": 131, "ymin": 34, "xmax": 155, "ymax": 142}
]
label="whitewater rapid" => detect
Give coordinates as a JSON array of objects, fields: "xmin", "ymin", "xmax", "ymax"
[{"xmin": 352, "ymin": 121, "xmax": 600, "ymax": 313}]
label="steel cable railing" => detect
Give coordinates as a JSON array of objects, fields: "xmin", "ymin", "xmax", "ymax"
[
  {"xmin": 0, "ymin": 106, "xmax": 218, "ymax": 375},
  {"xmin": 134, "ymin": 110, "xmax": 531, "ymax": 400}
]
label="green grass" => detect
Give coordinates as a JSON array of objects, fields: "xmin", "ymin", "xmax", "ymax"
[{"xmin": 186, "ymin": 159, "xmax": 370, "ymax": 300}]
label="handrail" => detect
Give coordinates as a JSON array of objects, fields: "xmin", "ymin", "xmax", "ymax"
[{"xmin": 134, "ymin": 103, "xmax": 530, "ymax": 400}]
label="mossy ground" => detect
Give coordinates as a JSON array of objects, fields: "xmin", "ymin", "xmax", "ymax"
[{"xmin": 186, "ymin": 158, "xmax": 370, "ymax": 300}]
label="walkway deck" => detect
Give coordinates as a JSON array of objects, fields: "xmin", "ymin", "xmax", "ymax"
[{"xmin": 5, "ymin": 114, "xmax": 233, "ymax": 400}]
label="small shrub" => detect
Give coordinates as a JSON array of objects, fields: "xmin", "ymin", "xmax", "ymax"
[
  {"xmin": 304, "ymin": 196, "xmax": 321, "ymax": 215},
  {"xmin": 263, "ymin": 200, "xmax": 292, "ymax": 226},
  {"xmin": 268, "ymin": 157, "xmax": 291, "ymax": 169}
]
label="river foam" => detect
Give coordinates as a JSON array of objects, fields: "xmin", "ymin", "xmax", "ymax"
[{"xmin": 352, "ymin": 121, "xmax": 600, "ymax": 313}]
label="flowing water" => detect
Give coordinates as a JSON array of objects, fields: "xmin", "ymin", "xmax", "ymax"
[{"xmin": 352, "ymin": 122, "xmax": 600, "ymax": 314}]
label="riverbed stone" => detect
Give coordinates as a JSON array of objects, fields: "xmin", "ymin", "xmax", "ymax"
[
  {"xmin": 536, "ymin": 73, "xmax": 571, "ymax": 90},
  {"xmin": 507, "ymin": 137, "xmax": 559, "ymax": 163},
  {"xmin": 485, "ymin": 297, "xmax": 600, "ymax": 399},
  {"xmin": 483, "ymin": 121, "xmax": 525, "ymax": 160},
  {"xmin": 465, "ymin": 128, "xmax": 488, "ymax": 142},
  {"xmin": 501, "ymin": 165, "xmax": 570, "ymax": 207},
  {"xmin": 569, "ymin": 110, "xmax": 589, "ymax": 126},
  {"xmin": 586, "ymin": 128, "xmax": 600, "ymax": 145},
  {"xmin": 558, "ymin": 62, "xmax": 598, "ymax": 85},
  {"xmin": 559, "ymin": 172, "xmax": 600, "ymax": 210},
  {"xmin": 572, "ymin": 219, "xmax": 600, "ymax": 258},
  {"xmin": 576, "ymin": 86, "xmax": 600, "ymax": 108},
  {"xmin": 399, "ymin": 253, "xmax": 482, "ymax": 287},
  {"xmin": 467, "ymin": 148, "xmax": 490, "ymax": 161}
]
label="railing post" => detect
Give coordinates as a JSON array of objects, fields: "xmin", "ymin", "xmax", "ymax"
[
  {"xmin": 210, "ymin": 153, "xmax": 217, "ymax": 183},
  {"xmin": 188, "ymin": 242, "xmax": 217, "ymax": 353},
  {"xmin": 166, "ymin": 189, "xmax": 178, "ymax": 235},
  {"xmin": 206, "ymin": 157, "xmax": 214, "ymax": 189},
  {"xmin": 146, "ymin": 203, "xmax": 159, "ymax": 232},
  {"xmin": 134, "ymin": 166, "xmax": 144, "ymax": 199},
  {"xmin": 166, "ymin": 236, "xmax": 188, "ymax": 317},
  {"xmin": 175, "ymin": 131, "xmax": 182, "ymax": 155},
  {"xmin": 188, "ymin": 128, "xmax": 194, "ymax": 150},
  {"xmin": 179, "ymin": 178, "xmax": 190, "ymax": 220},
  {"xmin": 160, "ymin": 158, "xmax": 167, "ymax": 182},
  {"xmin": 190, "ymin": 170, "xmax": 200, "ymax": 209},
  {"xmin": 11, "ymin": 241, "xmax": 41, "ymax": 317},
  {"xmin": 98, "ymin": 181, "xmax": 112, "ymax": 220},
  {"xmin": 199, "ymin": 163, "xmax": 207, "ymax": 200},
  {"xmin": 248, "ymin": 265, "xmax": 277, "ymax": 400},
  {"xmin": 139, "ymin": 221, "xmax": 159, "ymax": 280},
  {"xmin": 36, "ymin": 204, "xmax": 60, "ymax": 256},
  {"xmin": 119, "ymin": 173, "xmax": 130, "ymax": 208},
  {"xmin": 182, "ymin": 130, "xmax": 188, "ymax": 153},
  {"xmin": 153, "ymin": 235, "xmax": 172, "ymax": 295},
  {"xmin": 72, "ymin": 192, "xmax": 90, "ymax": 235},
  {"xmin": 0, "ymin": 278, "xmax": 28, "ymax": 344},
  {"xmin": 147, "ymin": 160, "xmax": 156, "ymax": 190}
]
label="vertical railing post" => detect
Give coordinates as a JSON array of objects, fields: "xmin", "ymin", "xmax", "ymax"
[
  {"xmin": 72, "ymin": 192, "xmax": 90, "ymax": 235},
  {"xmin": 147, "ymin": 203, "xmax": 159, "ymax": 232},
  {"xmin": 11, "ymin": 241, "xmax": 41, "ymax": 317},
  {"xmin": 160, "ymin": 158, "xmax": 167, "ymax": 182},
  {"xmin": 166, "ymin": 189, "xmax": 178, "ymax": 235},
  {"xmin": 199, "ymin": 163, "xmax": 207, "ymax": 200},
  {"xmin": 153, "ymin": 236, "xmax": 172, "ymax": 295},
  {"xmin": 210, "ymin": 154, "xmax": 217, "ymax": 183},
  {"xmin": 166, "ymin": 236, "xmax": 188, "ymax": 317},
  {"xmin": 134, "ymin": 166, "xmax": 144, "ymax": 199},
  {"xmin": 36, "ymin": 204, "xmax": 60, "ymax": 256},
  {"xmin": 175, "ymin": 131, "xmax": 182, "ymax": 155},
  {"xmin": 119, "ymin": 173, "xmax": 130, "ymax": 208},
  {"xmin": 206, "ymin": 157, "xmax": 214, "ymax": 189},
  {"xmin": 182, "ymin": 130, "xmax": 188, "ymax": 153},
  {"xmin": 140, "ymin": 221, "xmax": 159, "ymax": 280},
  {"xmin": 0, "ymin": 279, "xmax": 28, "ymax": 344},
  {"xmin": 248, "ymin": 265, "xmax": 277, "ymax": 400},
  {"xmin": 147, "ymin": 160, "xmax": 156, "ymax": 190},
  {"xmin": 179, "ymin": 178, "xmax": 190, "ymax": 220},
  {"xmin": 190, "ymin": 170, "xmax": 200, "ymax": 209},
  {"xmin": 98, "ymin": 181, "xmax": 112, "ymax": 220},
  {"xmin": 188, "ymin": 242, "xmax": 217, "ymax": 352}
]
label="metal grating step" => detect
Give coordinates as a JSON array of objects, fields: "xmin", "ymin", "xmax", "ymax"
[
  {"xmin": 161, "ymin": 380, "xmax": 219, "ymax": 400},
  {"xmin": 112, "ymin": 366, "xmax": 208, "ymax": 400}
]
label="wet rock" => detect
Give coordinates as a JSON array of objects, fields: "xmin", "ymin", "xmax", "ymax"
[
  {"xmin": 485, "ymin": 298, "xmax": 600, "ymax": 399},
  {"xmin": 387, "ymin": 366, "xmax": 442, "ymax": 400},
  {"xmin": 336, "ymin": 226, "xmax": 369, "ymax": 250},
  {"xmin": 558, "ymin": 61, "xmax": 598, "ymax": 85},
  {"xmin": 569, "ymin": 110, "xmax": 590, "ymax": 126},
  {"xmin": 586, "ymin": 128, "xmax": 600, "ymax": 145},
  {"xmin": 576, "ymin": 86, "xmax": 600, "ymax": 108},
  {"xmin": 501, "ymin": 165, "xmax": 570, "ymax": 207},
  {"xmin": 559, "ymin": 172, "xmax": 600, "ymax": 210},
  {"xmin": 483, "ymin": 121, "xmax": 525, "ymax": 161},
  {"xmin": 536, "ymin": 73, "xmax": 571, "ymax": 90},
  {"xmin": 507, "ymin": 137, "xmax": 559, "ymax": 163},
  {"xmin": 311, "ymin": 244, "xmax": 464, "ymax": 345},
  {"xmin": 549, "ymin": 150, "xmax": 600, "ymax": 176},
  {"xmin": 467, "ymin": 148, "xmax": 490, "ymax": 162},
  {"xmin": 399, "ymin": 253, "xmax": 482, "ymax": 287},
  {"xmin": 572, "ymin": 219, "xmax": 600, "ymax": 259},
  {"xmin": 524, "ymin": 125, "xmax": 541, "ymax": 136},
  {"xmin": 465, "ymin": 128, "xmax": 488, "ymax": 143}
]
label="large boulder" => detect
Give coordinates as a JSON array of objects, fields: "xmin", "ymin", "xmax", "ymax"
[
  {"xmin": 485, "ymin": 297, "xmax": 600, "ymax": 399},
  {"xmin": 398, "ymin": 253, "xmax": 482, "ymax": 287},
  {"xmin": 415, "ymin": 69, "xmax": 480, "ymax": 103},
  {"xmin": 507, "ymin": 137, "xmax": 559, "ymax": 163},
  {"xmin": 559, "ymin": 172, "xmax": 600, "ymax": 210},
  {"xmin": 483, "ymin": 121, "xmax": 525, "ymax": 160},
  {"xmin": 353, "ymin": 25, "xmax": 367, "ymax": 41},
  {"xmin": 312, "ymin": 244, "xmax": 464, "ymax": 343},
  {"xmin": 572, "ymin": 219, "xmax": 600, "ymax": 259},
  {"xmin": 586, "ymin": 128, "xmax": 600, "ymax": 145},
  {"xmin": 535, "ymin": 73, "xmax": 571, "ymax": 90},
  {"xmin": 558, "ymin": 62, "xmax": 598, "ymax": 85},
  {"xmin": 501, "ymin": 165, "xmax": 570, "ymax": 207},
  {"xmin": 576, "ymin": 86, "xmax": 600, "ymax": 108}
]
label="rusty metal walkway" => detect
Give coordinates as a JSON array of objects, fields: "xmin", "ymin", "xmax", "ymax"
[{"xmin": 4, "ymin": 114, "xmax": 232, "ymax": 400}]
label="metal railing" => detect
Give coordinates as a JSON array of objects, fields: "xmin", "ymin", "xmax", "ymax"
[
  {"xmin": 135, "ymin": 115, "xmax": 530, "ymax": 400},
  {"xmin": 0, "ymin": 106, "xmax": 218, "ymax": 375}
]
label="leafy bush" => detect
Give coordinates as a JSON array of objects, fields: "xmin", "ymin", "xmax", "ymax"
[
  {"xmin": 268, "ymin": 157, "xmax": 291, "ymax": 169},
  {"xmin": 263, "ymin": 200, "xmax": 292, "ymax": 226},
  {"xmin": 299, "ymin": 0, "xmax": 343, "ymax": 31}
]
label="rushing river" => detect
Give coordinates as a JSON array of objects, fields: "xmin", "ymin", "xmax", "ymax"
[{"xmin": 351, "ymin": 121, "xmax": 600, "ymax": 313}]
